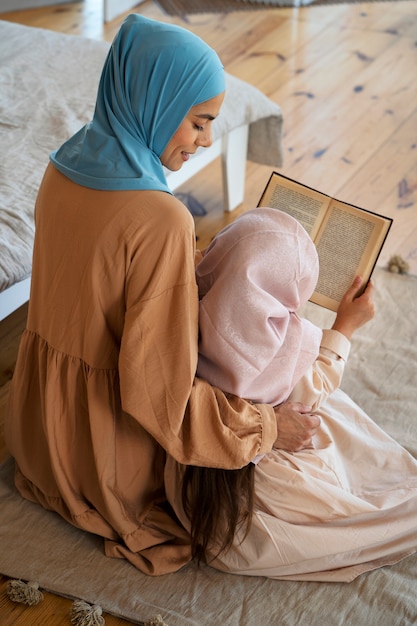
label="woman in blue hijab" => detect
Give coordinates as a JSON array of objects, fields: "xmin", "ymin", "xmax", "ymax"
[
  {"xmin": 51, "ymin": 14, "xmax": 226, "ymax": 191},
  {"xmin": 6, "ymin": 14, "xmax": 318, "ymax": 576}
]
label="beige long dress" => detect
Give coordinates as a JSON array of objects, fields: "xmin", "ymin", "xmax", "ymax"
[
  {"xmin": 165, "ymin": 330, "xmax": 417, "ymax": 582},
  {"xmin": 5, "ymin": 164, "xmax": 278, "ymax": 576}
]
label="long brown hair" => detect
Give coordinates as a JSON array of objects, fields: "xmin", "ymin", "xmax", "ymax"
[{"xmin": 181, "ymin": 463, "xmax": 255, "ymax": 564}]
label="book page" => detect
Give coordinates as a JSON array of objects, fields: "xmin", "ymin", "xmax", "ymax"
[
  {"xmin": 257, "ymin": 172, "xmax": 392, "ymax": 312},
  {"xmin": 258, "ymin": 173, "xmax": 330, "ymax": 240},
  {"xmin": 312, "ymin": 200, "xmax": 392, "ymax": 311}
]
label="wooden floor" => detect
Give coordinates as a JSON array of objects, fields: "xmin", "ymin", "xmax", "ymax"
[{"xmin": 0, "ymin": 0, "xmax": 416, "ymax": 623}]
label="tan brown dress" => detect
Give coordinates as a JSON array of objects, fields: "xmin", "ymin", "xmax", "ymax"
[{"xmin": 5, "ymin": 164, "xmax": 277, "ymax": 575}]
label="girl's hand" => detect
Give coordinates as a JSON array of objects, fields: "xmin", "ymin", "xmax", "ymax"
[
  {"xmin": 273, "ymin": 402, "xmax": 320, "ymax": 451},
  {"xmin": 332, "ymin": 275, "xmax": 375, "ymax": 340}
]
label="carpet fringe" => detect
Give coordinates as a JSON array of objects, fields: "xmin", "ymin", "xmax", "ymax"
[
  {"xmin": 70, "ymin": 600, "xmax": 105, "ymax": 626},
  {"xmin": 6, "ymin": 579, "xmax": 44, "ymax": 605},
  {"xmin": 70, "ymin": 599, "xmax": 170, "ymax": 625},
  {"xmin": 6, "ymin": 579, "xmax": 169, "ymax": 625},
  {"xmin": 387, "ymin": 254, "xmax": 409, "ymax": 274}
]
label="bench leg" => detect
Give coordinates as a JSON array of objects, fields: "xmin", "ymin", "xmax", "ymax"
[{"xmin": 221, "ymin": 125, "xmax": 249, "ymax": 212}]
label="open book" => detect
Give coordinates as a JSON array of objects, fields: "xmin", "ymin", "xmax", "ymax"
[{"xmin": 258, "ymin": 171, "xmax": 393, "ymax": 312}]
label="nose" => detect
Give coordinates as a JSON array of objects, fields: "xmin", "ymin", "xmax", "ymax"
[{"xmin": 196, "ymin": 127, "xmax": 213, "ymax": 149}]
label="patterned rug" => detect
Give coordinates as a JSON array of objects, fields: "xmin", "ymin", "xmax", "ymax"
[
  {"xmin": 155, "ymin": 0, "xmax": 398, "ymax": 15},
  {"xmin": 155, "ymin": 0, "xmax": 312, "ymax": 15}
]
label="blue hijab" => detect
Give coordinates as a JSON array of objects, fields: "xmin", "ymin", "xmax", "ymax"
[{"xmin": 50, "ymin": 14, "xmax": 225, "ymax": 192}]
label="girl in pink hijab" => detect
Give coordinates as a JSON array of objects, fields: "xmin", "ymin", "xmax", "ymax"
[
  {"xmin": 196, "ymin": 207, "xmax": 322, "ymax": 407},
  {"xmin": 165, "ymin": 207, "xmax": 417, "ymax": 582}
]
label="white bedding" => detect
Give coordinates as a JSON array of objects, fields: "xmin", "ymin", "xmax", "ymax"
[{"xmin": 0, "ymin": 20, "xmax": 283, "ymax": 296}]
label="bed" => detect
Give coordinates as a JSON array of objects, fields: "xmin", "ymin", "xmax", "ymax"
[{"xmin": 0, "ymin": 19, "xmax": 283, "ymax": 320}]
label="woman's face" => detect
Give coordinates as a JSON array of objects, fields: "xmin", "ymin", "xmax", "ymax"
[{"xmin": 160, "ymin": 92, "xmax": 225, "ymax": 171}]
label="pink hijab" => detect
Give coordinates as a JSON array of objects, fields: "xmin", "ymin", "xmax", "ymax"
[{"xmin": 196, "ymin": 207, "xmax": 322, "ymax": 405}]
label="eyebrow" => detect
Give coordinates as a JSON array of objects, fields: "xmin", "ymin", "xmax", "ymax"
[{"xmin": 196, "ymin": 113, "xmax": 217, "ymax": 121}]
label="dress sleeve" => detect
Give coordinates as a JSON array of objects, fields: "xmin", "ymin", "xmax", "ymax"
[
  {"xmin": 288, "ymin": 329, "xmax": 351, "ymax": 411},
  {"xmin": 118, "ymin": 196, "xmax": 277, "ymax": 469}
]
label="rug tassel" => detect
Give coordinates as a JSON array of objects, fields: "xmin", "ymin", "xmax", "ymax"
[
  {"xmin": 70, "ymin": 600, "xmax": 105, "ymax": 626},
  {"xmin": 70, "ymin": 600, "xmax": 169, "ymax": 626},
  {"xmin": 387, "ymin": 254, "xmax": 409, "ymax": 274},
  {"xmin": 6, "ymin": 579, "xmax": 44, "ymax": 605}
]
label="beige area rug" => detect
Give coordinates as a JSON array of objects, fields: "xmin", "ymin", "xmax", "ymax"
[
  {"xmin": 155, "ymin": 0, "xmax": 405, "ymax": 15},
  {"xmin": 1, "ymin": 268, "xmax": 417, "ymax": 625}
]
